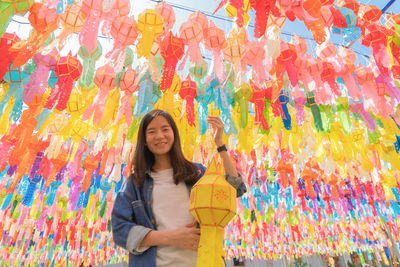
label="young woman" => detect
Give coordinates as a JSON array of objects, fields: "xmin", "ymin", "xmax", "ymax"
[{"xmin": 112, "ymin": 109, "xmax": 246, "ymax": 267}]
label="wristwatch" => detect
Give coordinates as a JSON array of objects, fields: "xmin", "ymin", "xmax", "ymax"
[{"xmin": 217, "ymin": 144, "xmax": 227, "ymax": 153}]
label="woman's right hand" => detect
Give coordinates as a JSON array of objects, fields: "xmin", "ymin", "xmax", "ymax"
[{"xmin": 168, "ymin": 220, "xmax": 200, "ymax": 251}]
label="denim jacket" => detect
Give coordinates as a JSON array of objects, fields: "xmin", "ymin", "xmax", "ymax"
[{"xmin": 111, "ymin": 163, "xmax": 247, "ymax": 267}]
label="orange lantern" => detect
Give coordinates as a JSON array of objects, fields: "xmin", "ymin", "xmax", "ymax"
[
  {"xmin": 189, "ymin": 160, "xmax": 236, "ymax": 267},
  {"xmin": 137, "ymin": 9, "xmax": 164, "ymax": 58},
  {"xmin": 223, "ymin": 27, "xmax": 248, "ymax": 79},
  {"xmin": 10, "ymin": 3, "xmax": 59, "ymax": 67},
  {"xmin": 56, "ymin": 3, "xmax": 86, "ymax": 47}
]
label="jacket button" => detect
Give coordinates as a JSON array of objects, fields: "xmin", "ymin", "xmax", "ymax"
[
  {"xmin": 149, "ymin": 185, "xmax": 153, "ymax": 189},
  {"xmin": 151, "ymin": 220, "xmax": 155, "ymax": 224},
  {"xmin": 147, "ymin": 201, "xmax": 151, "ymax": 205}
]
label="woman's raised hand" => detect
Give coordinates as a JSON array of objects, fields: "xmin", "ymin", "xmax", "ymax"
[{"xmin": 207, "ymin": 116, "xmax": 224, "ymax": 147}]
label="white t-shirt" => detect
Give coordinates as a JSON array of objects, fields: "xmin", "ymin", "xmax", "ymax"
[{"xmin": 151, "ymin": 168, "xmax": 197, "ymax": 267}]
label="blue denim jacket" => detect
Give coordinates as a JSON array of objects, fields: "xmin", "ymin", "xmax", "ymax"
[{"xmin": 111, "ymin": 163, "xmax": 247, "ymax": 267}]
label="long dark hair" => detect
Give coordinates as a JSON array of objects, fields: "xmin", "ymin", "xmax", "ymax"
[{"xmin": 132, "ymin": 109, "xmax": 200, "ymax": 187}]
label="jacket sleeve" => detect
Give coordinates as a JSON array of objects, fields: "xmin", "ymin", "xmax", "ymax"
[
  {"xmin": 111, "ymin": 177, "xmax": 152, "ymax": 254},
  {"xmin": 226, "ymin": 173, "xmax": 247, "ymax": 198}
]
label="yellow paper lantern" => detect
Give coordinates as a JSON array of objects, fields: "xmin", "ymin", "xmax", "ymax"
[{"xmin": 189, "ymin": 160, "xmax": 237, "ymax": 267}]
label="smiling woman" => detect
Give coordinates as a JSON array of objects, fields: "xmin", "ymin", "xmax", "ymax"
[{"xmin": 111, "ymin": 109, "xmax": 247, "ymax": 267}]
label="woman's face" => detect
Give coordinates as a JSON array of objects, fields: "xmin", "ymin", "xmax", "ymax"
[{"xmin": 145, "ymin": 115, "xmax": 175, "ymax": 157}]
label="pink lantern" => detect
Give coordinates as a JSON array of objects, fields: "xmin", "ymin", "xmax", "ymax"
[
  {"xmin": 188, "ymin": 11, "xmax": 209, "ymax": 41},
  {"xmin": 80, "ymin": 0, "xmax": 130, "ymax": 53},
  {"xmin": 23, "ymin": 49, "xmax": 59, "ymax": 103},
  {"xmin": 82, "ymin": 64, "xmax": 116, "ymax": 124},
  {"xmin": 243, "ymin": 41, "xmax": 267, "ymax": 87},
  {"xmin": 179, "ymin": 18, "xmax": 203, "ymax": 66},
  {"xmin": 115, "ymin": 68, "xmax": 138, "ymax": 125},
  {"xmin": 155, "ymin": 2, "xmax": 175, "ymax": 35},
  {"xmin": 203, "ymin": 20, "xmax": 226, "ymax": 82},
  {"xmin": 355, "ymin": 66, "xmax": 393, "ymax": 118},
  {"xmin": 108, "ymin": 15, "xmax": 138, "ymax": 72}
]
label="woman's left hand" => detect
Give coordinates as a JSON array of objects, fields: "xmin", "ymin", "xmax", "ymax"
[{"xmin": 207, "ymin": 116, "xmax": 224, "ymax": 147}]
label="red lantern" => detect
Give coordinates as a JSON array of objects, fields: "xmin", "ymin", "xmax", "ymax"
[
  {"xmin": 160, "ymin": 32, "xmax": 185, "ymax": 91},
  {"xmin": 0, "ymin": 33, "xmax": 20, "ymax": 81},
  {"xmin": 361, "ymin": 24, "xmax": 390, "ymax": 75},
  {"xmin": 45, "ymin": 54, "xmax": 82, "ymax": 111},
  {"xmin": 179, "ymin": 75, "xmax": 197, "ymax": 126},
  {"xmin": 250, "ymin": 82, "xmax": 269, "ymax": 130},
  {"xmin": 276, "ymin": 42, "xmax": 298, "ymax": 87}
]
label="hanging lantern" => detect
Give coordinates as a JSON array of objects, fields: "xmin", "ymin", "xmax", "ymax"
[
  {"xmin": 204, "ymin": 21, "xmax": 226, "ymax": 82},
  {"xmin": 82, "ymin": 64, "xmax": 116, "ymax": 124},
  {"xmin": 189, "ymin": 11, "xmax": 209, "ymax": 40},
  {"xmin": 44, "ymin": 54, "xmax": 82, "ymax": 112},
  {"xmin": 276, "ymin": 42, "xmax": 298, "ymax": 87},
  {"xmin": 115, "ymin": 68, "xmax": 138, "ymax": 125},
  {"xmin": 108, "ymin": 15, "xmax": 138, "ymax": 69},
  {"xmin": 23, "ymin": 49, "xmax": 59, "ymax": 104},
  {"xmin": 0, "ymin": 33, "xmax": 20, "ymax": 81},
  {"xmin": 0, "ymin": 0, "xmax": 34, "ymax": 37},
  {"xmin": 189, "ymin": 160, "xmax": 236, "ymax": 267},
  {"xmin": 78, "ymin": 42, "xmax": 102, "ymax": 89},
  {"xmin": 0, "ymin": 64, "xmax": 32, "ymax": 122},
  {"xmin": 137, "ymin": 9, "xmax": 164, "ymax": 58},
  {"xmin": 189, "ymin": 61, "xmax": 208, "ymax": 96},
  {"xmin": 250, "ymin": 82, "xmax": 269, "ymax": 130},
  {"xmin": 244, "ymin": 41, "xmax": 267, "ymax": 87},
  {"xmin": 10, "ymin": 3, "xmax": 59, "ymax": 67},
  {"xmin": 234, "ymin": 83, "xmax": 253, "ymax": 129},
  {"xmin": 179, "ymin": 18, "xmax": 203, "ymax": 65},
  {"xmin": 155, "ymin": 1, "xmax": 175, "ymax": 35},
  {"xmin": 56, "ymin": 3, "xmax": 86, "ymax": 47},
  {"xmin": 159, "ymin": 32, "xmax": 185, "ymax": 91},
  {"xmin": 223, "ymin": 27, "xmax": 247, "ymax": 81},
  {"xmin": 179, "ymin": 75, "xmax": 197, "ymax": 126}
]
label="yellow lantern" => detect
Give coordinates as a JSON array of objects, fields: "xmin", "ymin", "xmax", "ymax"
[{"xmin": 189, "ymin": 160, "xmax": 237, "ymax": 267}]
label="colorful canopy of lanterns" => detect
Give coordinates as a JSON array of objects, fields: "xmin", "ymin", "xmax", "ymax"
[{"xmin": 0, "ymin": 0, "xmax": 400, "ymax": 265}]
